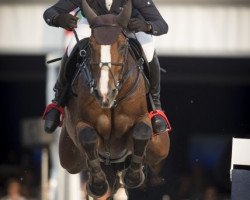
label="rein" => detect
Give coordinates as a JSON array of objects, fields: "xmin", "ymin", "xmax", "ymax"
[{"xmin": 114, "ymin": 57, "xmax": 144, "ymax": 107}]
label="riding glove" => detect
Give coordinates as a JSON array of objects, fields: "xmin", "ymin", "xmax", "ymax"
[
  {"xmin": 53, "ymin": 13, "xmax": 78, "ymax": 31},
  {"xmin": 128, "ymin": 18, "xmax": 152, "ymax": 33}
]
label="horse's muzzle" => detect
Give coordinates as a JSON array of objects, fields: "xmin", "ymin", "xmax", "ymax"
[
  {"xmin": 101, "ymin": 98, "xmax": 111, "ymax": 108},
  {"xmin": 94, "ymin": 88, "xmax": 118, "ymax": 108}
]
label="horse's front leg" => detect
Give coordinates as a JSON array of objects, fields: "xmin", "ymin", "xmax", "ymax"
[
  {"xmin": 76, "ymin": 122, "xmax": 108, "ymax": 198},
  {"xmin": 123, "ymin": 121, "xmax": 152, "ymax": 188}
]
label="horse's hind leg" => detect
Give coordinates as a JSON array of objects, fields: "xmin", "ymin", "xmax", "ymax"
[
  {"xmin": 123, "ymin": 121, "xmax": 151, "ymax": 188},
  {"xmin": 146, "ymin": 132, "xmax": 170, "ymax": 166},
  {"xmin": 59, "ymin": 127, "xmax": 85, "ymax": 174},
  {"xmin": 76, "ymin": 123, "xmax": 108, "ymax": 198},
  {"xmin": 146, "ymin": 132, "xmax": 170, "ymax": 185}
]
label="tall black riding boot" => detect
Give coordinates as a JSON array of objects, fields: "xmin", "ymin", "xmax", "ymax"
[
  {"xmin": 43, "ymin": 54, "xmax": 69, "ymax": 133},
  {"xmin": 148, "ymin": 52, "xmax": 168, "ymax": 133}
]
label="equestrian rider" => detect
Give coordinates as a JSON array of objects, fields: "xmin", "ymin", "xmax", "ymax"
[{"xmin": 43, "ymin": 0, "xmax": 170, "ymax": 134}]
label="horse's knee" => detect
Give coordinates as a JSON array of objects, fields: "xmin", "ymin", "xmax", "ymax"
[
  {"xmin": 132, "ymin": 122, "xmax": 152, "ymax": 140},
  {"xmin": 77, "ymin": 126, "xmax": 99, "ymax": 160},
  {"xmin": 131, "ymin": 122, "xmax": 152, "ymax": 158},
  {"xmin": 78, "ymin": 127, "xmax": 98, "ymax": 145}
]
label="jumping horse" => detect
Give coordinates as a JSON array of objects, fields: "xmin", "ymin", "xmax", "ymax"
[{"xmin": 58, "ymin": 0, "xmax": 170, "ymax": 199}]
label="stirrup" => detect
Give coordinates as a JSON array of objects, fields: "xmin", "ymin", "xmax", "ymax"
[
  {"xmin": 42, "ymin": 102, "xmax": 65, "ymax": 127},
  {"xmin": 149, "ymin": 110, "xmax": 172, "ymax": 132}
]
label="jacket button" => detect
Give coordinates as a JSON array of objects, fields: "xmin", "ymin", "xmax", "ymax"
[
  {"xmin": 153, "ymin": 30, "xmax": 157, "ymax": 34},
  {"xmin": 46, "ymin": 18, "xmax": 51, "ymax": 22}
]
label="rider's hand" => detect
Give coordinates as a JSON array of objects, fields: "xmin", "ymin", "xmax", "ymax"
[
  {"xmin": 128, "ymin": 18, "xmax": 152, "ymax": 33},
  {"xmin": 53, "ymin": 13, "xmax": 78, "ymax": 31}
]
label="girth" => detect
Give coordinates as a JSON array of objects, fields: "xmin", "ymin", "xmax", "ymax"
[{"xmin": 98, "ymin": 149, "xmax": 132, "ymax": 165}]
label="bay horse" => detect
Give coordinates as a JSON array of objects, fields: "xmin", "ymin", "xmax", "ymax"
[{"xmin": 58, "ymin": 0, "xmax": 170, "ymax": 199}]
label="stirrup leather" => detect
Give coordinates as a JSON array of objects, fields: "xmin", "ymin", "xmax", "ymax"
[
  {"xmin": 42, "ymin": 102, "xmax": 65, "ymax": 127},
  {"xmin": 149, "ymin": 110, "xmax": 172, "ymax": 132}
]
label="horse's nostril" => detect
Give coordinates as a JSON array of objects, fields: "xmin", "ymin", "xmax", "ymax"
[
  {"xmin": 102, "ymin": 94, "xmax": 108, "ymax": 102},
  {"xmin": 101, "ymin": 99, "xmax": 110, "ymax": 107}
]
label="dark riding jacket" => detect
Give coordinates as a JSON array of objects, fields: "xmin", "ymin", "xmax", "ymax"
[{"xmin": 43, "ymin": 0, "xmax": 168, "ymax": 36}]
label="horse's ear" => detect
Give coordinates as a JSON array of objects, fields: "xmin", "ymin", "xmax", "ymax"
[
  {"xmin": 116, "ymin": 0, "xmax": 132, "ymax": 28},
  {"xmin": 82, "ymin": 0, "xmax": 97, "ymax": 25}
]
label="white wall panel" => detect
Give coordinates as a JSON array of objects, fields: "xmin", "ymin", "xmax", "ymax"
[
  {"xmin": 0, "ymin": 4, "xmax": 64, "ymax": 54},
  {"xmin": 156, "ymin": 4, "xmax": 250, "ymax": 56},
  {"xmin": 0, "ymin": 3, "xmax": 250, "ymax": 56}
]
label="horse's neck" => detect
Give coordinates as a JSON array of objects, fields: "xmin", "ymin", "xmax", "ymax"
[{"xmin": 116, "ymin": 54, "xmax": 146, "ymax": 102}]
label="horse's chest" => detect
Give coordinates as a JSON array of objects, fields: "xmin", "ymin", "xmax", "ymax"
[
  {"xmin": 95, "ymin": 114, "xmax": 111, "ymax": 140},
  {"xmin": 113, "ymin": 114, "xmax": 134, "ymax": 136},
  {"xmin": 94, "ymin": 114, "xmax": 133, "ymax": 139}
]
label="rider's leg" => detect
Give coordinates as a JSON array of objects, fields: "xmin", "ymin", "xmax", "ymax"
[
  {"xmin": 43, "ymin": 54, "xmax": 69, "ymax": 133},
  {"xmin": 43, "ymin": 18, "xmax": 91, "ymax": 133},
  {"xmin": 135, "ymin": 32, "xmax": 170, "ymax": 133},
  {"xmin": 148, "ymin": 52, "xmax": 169, "ymax": 133},
  {"xmin": 148, "ymin": 52, "xmax": 161, "ymax": 110}
]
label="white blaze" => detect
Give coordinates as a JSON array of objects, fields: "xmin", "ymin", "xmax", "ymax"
[
  {"xmin": 99, "ymin": 45, "xmax": 111, "ymax": 99},
  {"xmin": 105, "ymin": 0, "xmax": 113, "ymax": 11}
]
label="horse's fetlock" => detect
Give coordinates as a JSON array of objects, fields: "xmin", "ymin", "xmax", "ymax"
[
  {"xmin": 122, "ymin": 167, "xmax": 145, "ymax": 188},
  {"xmin": 133, "ymin": 122, "xmax": 151, "ymax": 140},
  {"xmin": 130, "ymin": 162, "xmax": 141, "ymax": 171},
  {"xmin": 88, "ymin": 159, "xmax": 101, "ymax": 171}
]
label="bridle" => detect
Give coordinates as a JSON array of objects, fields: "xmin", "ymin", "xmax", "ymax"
[
  {"xmin": 72, "ymin": 24, "xmax": 144, "ymax": 107},
  {"xmin": 90, "ymin": 34, "xmax": 129, "ymax": 92}
]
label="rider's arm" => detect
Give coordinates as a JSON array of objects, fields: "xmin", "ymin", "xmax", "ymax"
[
  {"xmin": 132, "ymin": 0, "xmax": 168, "ymax": 36},
  {"xmin": 43, "ymin": 0, "xmax": 80, "ymax": 27}
]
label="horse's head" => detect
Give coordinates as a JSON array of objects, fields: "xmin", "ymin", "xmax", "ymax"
[{"xmin": 82, "ymin": 0, "xmax": 132, "ymax": 108}]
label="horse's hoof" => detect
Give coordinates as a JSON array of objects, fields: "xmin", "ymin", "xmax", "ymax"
[
  {"xmin": 87, "ymin": 180, "xmax": 109, "ymax": 198},
  {"xmin": 122, "ymin": 167, "xmax": 145, "ymax": 189}
]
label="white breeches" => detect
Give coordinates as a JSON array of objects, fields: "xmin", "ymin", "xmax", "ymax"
[{"xmin": 67, "ymin": 18, "xmax": 155, "ymax": 62}]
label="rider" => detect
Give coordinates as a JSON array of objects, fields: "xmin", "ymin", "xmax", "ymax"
[{"xmin": 43, "ymin": 0, "xmax": 171, "ymax": 134}]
